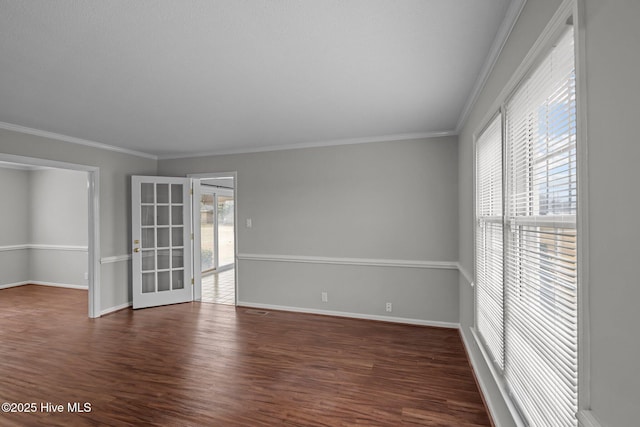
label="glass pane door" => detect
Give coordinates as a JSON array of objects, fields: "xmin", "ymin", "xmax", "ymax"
[
  {"xmin": 200, "ymin": 193, "xmax": 215, "ymax": 273},
  {"xmin": 217, "ymin": 194, "xmax": 234, "ymax": 268},
  {"xmin": 132, "ymin": 176, "xmax": 192, "ymax": 309}
]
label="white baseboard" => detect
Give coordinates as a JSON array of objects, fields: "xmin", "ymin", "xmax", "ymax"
[
  {"xmin": 236, "ymin": 301, "xmax": 460, "ymax": 329},
  {"xmin": 100, "ymin": 301, "xmax": 132, "ymax": 316},
  {"xmin": 0, "ymin": 281, "xmax": 87, "ymax": 290},
  {"xmin": 0, "ymin": 281, "xmax": 30, "ymax": 290},
  {"xmin": 31, "ymin": 281, "xmax": 88, "ymax": 290},
  {"xmin": 460, "ymin": 327, "xmax": 507, "ymax": 427},
  {"xmin": 462, "ymin": 327, "xmax": 527, "ymax": 427}
]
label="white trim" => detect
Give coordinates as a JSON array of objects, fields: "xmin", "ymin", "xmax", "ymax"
[
  {"xmin": 30, "ymin": 281, "xmax": 88, "ymax": 290},
  {"xmin": 192, "ymin": 178, "xmax": 202, "ymax": 302},
  {"xmin": 457, "ymin": 264, "xmax": 474, "ymax": 287},
  {"xmin": 0, "ymin": 281, "xmax": 30, "ymax": 290},
  {"xmin": 237, "ymin": 301, "xmax": 460, "ymax": 329},
  {"xmin": 88, "ymin": 169, "xmax": 100, "ymax": 319},
  {"xmin": 574, "ymin": 0, "xmax": 591, "ymax": 413},
  {"xmin": 466, "ymin": 327, "xmax": 527, "ymax": 427},
  {"xmin": 0, "ymin": 153, "xmax": 96, "ymax": 173},
  {"xmin": 159, "ymin": 131, "xmax": 456, "ymax": 160},
  {"xmin": 29, "ymin": 244, "xmax": 88, "ymax": 252},
  {"xmin": 0, "ymin": 161, "xmax": 48, "ymax": 171},
  {"xmin": 0, "ymin": 121, "xmax": 157, "ymax": 160},
  {"xmin": 100, "ymin": 254, "xmax": 132, "ymax": 264},
  {"xmin": 100, "ymin": 301, "xmax": 132, "ymax": 316},
  {"xmin": 238, "ymin": 253, "xmax": 459, "ymax": 270},
  {"xmin": 0, "ymin": 282, "xmax": 87, "ymax": 290},
  {"xmin": 0, "ymin": 244, "xmax": 88, "ymax": 252},
  {"xmin": 577, "ymin": 410, "xmax": 603, "ymax": 427},
  {"xmin": 0, "ymin": 244, "xmax": 29, "ymax": 252},
  {"xmin": 459, "ymin": 328, "xmax": 502, "ymax": 427},
  {"xmin": 455, "ymin": 0, "xmax": 527, "ymax": 133}
]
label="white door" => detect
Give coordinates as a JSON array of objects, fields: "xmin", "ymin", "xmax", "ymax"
[{"xmin": 132, "ymin": 176, "xmax": 193, "ymax": 309}]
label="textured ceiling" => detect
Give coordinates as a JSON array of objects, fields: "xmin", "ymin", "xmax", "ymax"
[{"xmin": 0, "ymin": 0, "xmax": 512, "ymax": 158}]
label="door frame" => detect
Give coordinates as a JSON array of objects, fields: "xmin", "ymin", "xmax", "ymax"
[
  {"xmin": 188, "ymin": 171, "xmax": 238, "ymax": 305},
  {"xmin": 0, "ymin": 153, "xmax": 100, "ymax": 318}
]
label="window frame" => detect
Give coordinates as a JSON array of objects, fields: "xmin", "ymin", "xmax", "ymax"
[{"xmin": 471, "ymin": 0, "xmax": 590, "ymax": 424}]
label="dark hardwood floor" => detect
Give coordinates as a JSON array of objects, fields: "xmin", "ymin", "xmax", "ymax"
[{"xmin": 0, "ymin": 285, "xmax": 491, "ymax": 426}]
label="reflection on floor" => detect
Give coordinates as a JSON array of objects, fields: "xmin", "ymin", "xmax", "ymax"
[{"xmin": 202, "ymin": 268, "xmax": 235, "ymax": 305}]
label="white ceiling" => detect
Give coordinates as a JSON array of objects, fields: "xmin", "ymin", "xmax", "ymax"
[{"xmin": 0, "ymin": 0, "xmax": 515, "ymax": 159}]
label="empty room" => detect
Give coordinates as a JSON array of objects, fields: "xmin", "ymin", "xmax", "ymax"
[{"xmin": 0, "ymin": 1, "xmax": 638, "ymax": 426}]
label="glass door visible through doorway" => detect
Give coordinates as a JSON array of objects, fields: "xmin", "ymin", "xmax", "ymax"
[
  {"xmin": 216, "ymin": 194, "xmax": 234, "ymax": 268},
  {"xmin": 200, "ymin": 189, "xmax": 234, "ymax": 273},
  {"xmin": 199, "ymin": 184, "xmax": 235, "ymax": 305}
]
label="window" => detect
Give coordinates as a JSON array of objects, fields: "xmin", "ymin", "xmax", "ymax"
[
  {"xmin": 476, "ymin": 114, "xmax": 504, "ymax": 370},
  {"xmin": 475, "ymin": 26, "xmax": 578, "ymax": 426}
]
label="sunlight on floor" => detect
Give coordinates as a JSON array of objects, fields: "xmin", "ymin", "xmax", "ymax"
[{"xmin": 201, "ymin": 268, "xmax": 235, "ymax": 305}]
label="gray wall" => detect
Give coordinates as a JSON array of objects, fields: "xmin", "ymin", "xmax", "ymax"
[
  {"xmin": 0, "ymin": 167, "xmax": 89, "ymax": 288},
  {"xmin": 29, "ymin": 168, "xmax": 88, "ymax": 286},
  {"xmin": 584, "ymin": 1, "xmax": 640, "ymax": 425},
  {"xmin": 0, "ymin": 167, "xmax": 30, "ymax": 286},
  {"xmin": 160, "ymin": 137, "xmax": 460, "ymax": 325},
  {"xmin": 0, "ymin": 128, "xmax": 157, "ymax": 310},
  {"xmin": 458, "ymin": 0, "xmax": 640, "ymax": 426},
  {"xmin": 30, "ymin": 168, "xmax": 87, "ymax": 246}
]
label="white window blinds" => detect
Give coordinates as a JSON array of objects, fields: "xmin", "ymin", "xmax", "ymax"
[
  {"xmin": 475, "ymin": 26, "xmax": 578, "ymax": 426},
  {"xmin": 476, "ymin": 114, "xmax": 504, "ymax": 370},
  {"xmin": 504, "ymin": 26, "xmax": 577, "ymax": 426}
]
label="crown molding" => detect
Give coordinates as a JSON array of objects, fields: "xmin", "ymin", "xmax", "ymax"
[
  {"xmin": 455, "ymin": 0, "xmax": 527, "ymax": 133},
  {"xmin": 157, "ymin": 130, "xmax": 457, "ymax": 160},
  {"xmin": 0, "ymin": 121, "xmax": 157, "ymax": 160},
  {"xmin": 0, "ymin": 160, "xmax": 49, "ymax": 171},
  {"xmin": 0, "ymin": 120, "xmax": 457, "ymax": 161}
]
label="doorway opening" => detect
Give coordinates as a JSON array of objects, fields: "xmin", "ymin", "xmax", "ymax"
[
  {"xmin": 0, "ymin": 153, "xmax": 100, "ymax": 318},
  {"xmin": 192, "ymin": 174, "xmax": 237, "ymax": 306}
]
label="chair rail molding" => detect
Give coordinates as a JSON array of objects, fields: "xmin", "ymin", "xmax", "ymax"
[{"xmin": 237, "ymin": 253, "xmax": 459, "ymax": 270}]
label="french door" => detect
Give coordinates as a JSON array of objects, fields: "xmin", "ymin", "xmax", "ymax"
[{"xmin": 131, "ymin": 176, "xmax": 193, "ymax": 309}]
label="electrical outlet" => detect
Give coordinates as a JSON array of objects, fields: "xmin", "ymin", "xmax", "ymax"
[
  {"xmin": 84, "ymin": 272, "xmax": 89, "ymax": 280},
  {"xmin": 246, "ymin": 218, "xmax": 252, "ymax": 228},
  {"xmin": 385, "ymin": 302, "xmax": 392, "ymax": 312},
  {"xmin": 321, "ymin": 292, "xmax": 328, "ymax": 302}
]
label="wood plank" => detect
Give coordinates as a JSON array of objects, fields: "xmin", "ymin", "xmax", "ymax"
[{"xmin": 0, "ymin": 285, "xmax": 491, "ymax": 426}]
